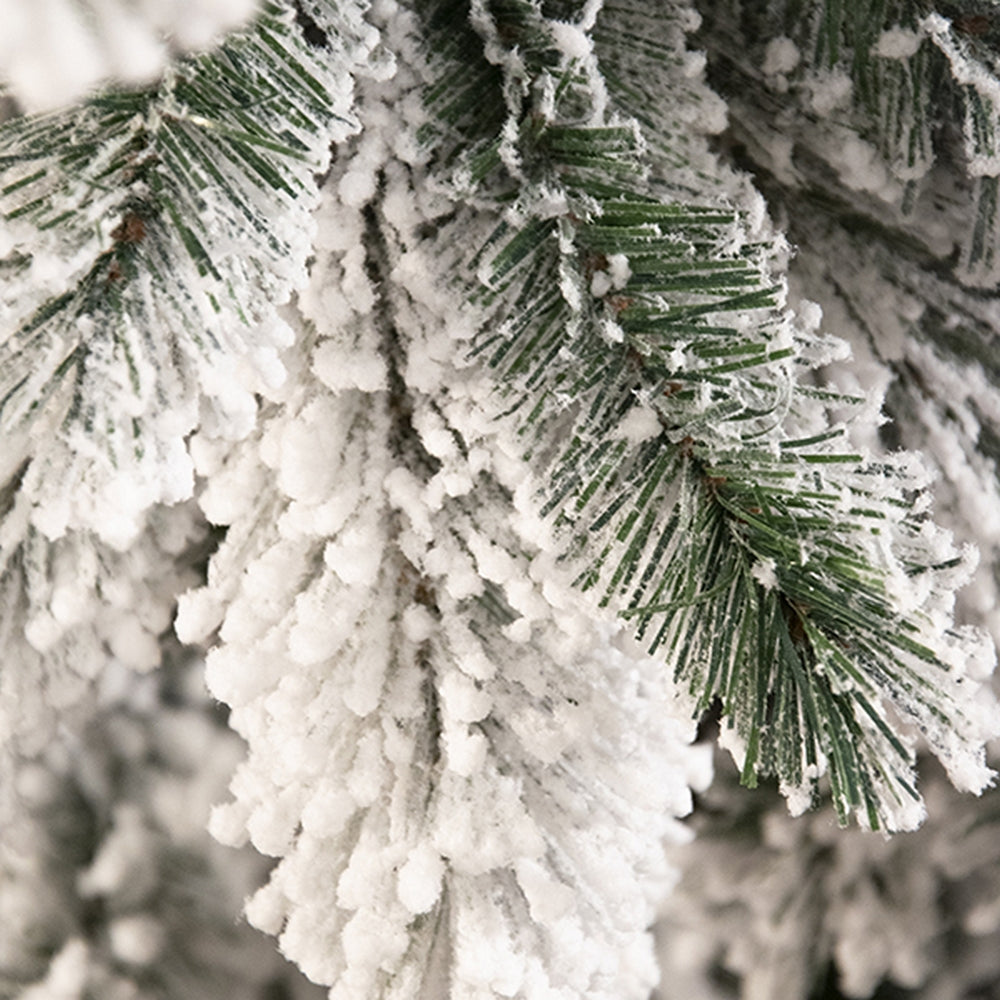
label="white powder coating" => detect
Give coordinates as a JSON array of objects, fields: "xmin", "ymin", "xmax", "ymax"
[
  {"xmin": 591, "ymin": 269, "xmax": 614, "ymax": 297},
  {"xmin": 5, "ymin": 0, "xmax": 1000, "ymax": 997},
  {"xmin": 808, "ymin": 70, "xmax": 853, "ymax": 116},
  {"xmin": 824, "ymin": 131, "xmax": 899, "ymax": 200},
  {"xmin": 614, "ymin": 405, "xmax": 662, "ymax": 443},
  {"xmin": 183, "ymin": 76, "xmax": 709, "ymax": 996},
  {"xmin": 0, "ymin": 0, "xmax": 260, "ymax": 111},
  {"xmin": 396, "ymin": 843, "xmax": 446, "ymax": 914},
  {"xmin": 0, "ymin": 0, "xmax": 381, "ymax": 552},
  {"xmin": 549, "ymin": 19, "xmax": 593, "ymax": 62},
  {"xmin": 924, "ymin": 14, "xmax": 1000, "ymax": 179},
  {"xmin": 875, "ymin": 26, "xmax": 923, "ymax": 60},
  {"xmin": 607, "ymin": 252, "xmax": 631, "ymax": 288},
  {"xmin": 592, "ymin": 252, "xmax": 632, "ymax": 297},
  {"xmin": 750, "ymin": 557, "xmax": 778, "ymax": 591},
  {"xmin": 797, "ymin": 299, "xmax": 823, "ymax": 333},
  {"xmin": 762, "ymin": 36, "xmax": 800, "ymax": 76}
]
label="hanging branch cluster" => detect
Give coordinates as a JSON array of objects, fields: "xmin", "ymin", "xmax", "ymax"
[
  {"xmin": 412, "ymin": 0, "xmax": 998, "ymax": 828},
  {"xmin": 1, "ymin": 1, "xmax": 1000, "ymax": 998},
  {"xmin": 692, "ymin": 0, "xmax": 1000, "ymax": 650}
]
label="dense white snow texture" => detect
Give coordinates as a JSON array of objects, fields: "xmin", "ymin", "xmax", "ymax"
[
  {"xmin": 0, "ymin": 0, "xmax": 259, "ymax": 110},
  {"xmin": 3, "ymin": 0, "xmax": 1000, "ymax": 998},
  {"xmin": 175, "ymin": 89, "xmax": 712, "ymax": 993}
]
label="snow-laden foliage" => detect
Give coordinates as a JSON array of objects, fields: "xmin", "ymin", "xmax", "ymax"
[
  {"xmin": 698, "ymin": 1, "xmax": 1000, "ymax": 284},
  {"xmin": 1, "ymin": 653, "xmax": 325, "ymax": 1000},
  {"xmin": 177, "ymin": 74, "xmax": 713, "ymax": 993},
  {"xmin": 0, "ymin": 1, "xmax": 379, "ymax": 549},
  {"xmin": 629, "ymin": 4, "xmax": 1000, "ymax": 999},
  {"xmin": 693, "ymin": 0, "xmax": 1000, "ymax": 647},
  {"xmin": 3, "ymin": 0, "xmax": 1000, "ymax": 998},
  {"xmin": 0, "ymin": 0, "xmax": 260, "ymax": 112},
  {"xmin": 408, "ymin": 0, "xmax": 998, "ymax": 829},
  {"xmin": 655, "ymin": 756, "xmax": 1000, "ymax": 1000},
  {"xmin": 789, "ymin": 218, "xmax": 1000, "ymax": 643}
]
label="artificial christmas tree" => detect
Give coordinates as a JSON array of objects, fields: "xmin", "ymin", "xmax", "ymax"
[{"xmin": 2, "ymin": 1, "xmax": 1000, "ymax": 998}]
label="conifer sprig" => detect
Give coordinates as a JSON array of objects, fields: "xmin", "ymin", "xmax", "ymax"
[
  {"xmin": 694, "ymin": 0, "xmax": 1000, "ymax": 640},
  {"xmin": 417, "ymin": 0, "xmax": 997, "ymax": 828},
  {"xmin": 0, "ymin": 1, "xmax": 375, "ymax": 545}
]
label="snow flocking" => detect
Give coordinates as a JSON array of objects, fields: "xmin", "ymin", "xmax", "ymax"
[
  {"xmin": 0, "ymin": 0, "xmax": 261, "ymax": 112},
  {"xmin": 178, "ymin": 108, "xmax": 711, "ymax": 997},
  {"xmin": 421, "ymin": 0, "xmax": 999, "ymax": 830},
  {"xmin": 3, "ymin": 1, "xmax": 1000, "ymax": 998},
  {"xmin": 0, "ymin": 0, "xmax": 380, "ymax": 550}
]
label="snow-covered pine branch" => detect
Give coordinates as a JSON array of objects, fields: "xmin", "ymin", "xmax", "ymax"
[
  {"xmin": 410, "ymin": 0, "xmax": 998, "ymax": 828},
  {"xmin": 176, "ymin": 63, "xmax": 712, "ymax": 995},
  {"xmin": 0, "ymin": 0, "xmax": 379, "ymax": 549},
  {"xmin": 694, "ymin": 0, "xmax": 1000, "ymax": 646},
  {"xmin": 647, "ymin": 2, "xmax": 1000, "ymax": 995},
  {"xmin": 2, "ymin": 1, "xmax": 1000, "ymax": 998}
]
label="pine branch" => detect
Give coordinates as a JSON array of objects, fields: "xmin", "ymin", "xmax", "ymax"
[
  {"xmin": 414, "ymin": 0, "xmax": 998, "ymax": 829},
  {"xmin": 694, "ymin": 0, "xmax": 1000, "ymax": 639},
  {"xmin": 698, "ymin": 0, "xmax": 1000, "ymax": 284},
  {"xmin": 176, "ymin": 114, "xmax": 707, "ymax": 998},
  {"xmin": 0, "ymin": 0, "xmax": 378, "ymax": 547}
]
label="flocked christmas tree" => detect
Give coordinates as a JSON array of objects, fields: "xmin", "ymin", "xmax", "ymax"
[{"xmin": 2, "ymin": 1, "xmax": 1000, "ymax": 998}]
